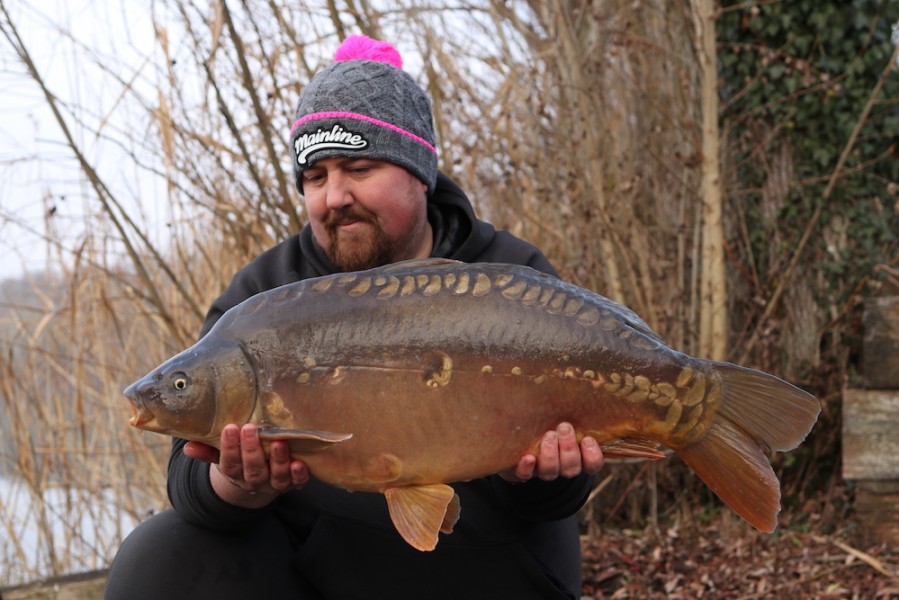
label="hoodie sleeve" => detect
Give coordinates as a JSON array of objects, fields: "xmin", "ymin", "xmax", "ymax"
[
  {"xmin": 490, "ymin": 473, "xmax": 596, "ymax": 521},
  {"xmin": 167, "ymin": 437, "xmax": 275, "ymax": 531}
]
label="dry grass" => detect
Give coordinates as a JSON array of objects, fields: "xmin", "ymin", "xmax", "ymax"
[{"xmin": 0, "ymin": 274, "xmax": 169, "ymax": 584}]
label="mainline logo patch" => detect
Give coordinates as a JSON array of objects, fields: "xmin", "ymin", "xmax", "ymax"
[{"xmin": 294, "ymin": 124, "xmax": 367, "ymax": 165}]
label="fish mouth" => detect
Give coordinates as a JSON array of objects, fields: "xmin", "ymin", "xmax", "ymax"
[
  {"xmin": 126, "ymin": 398, "xmax": 157, "ymax": 428},
  {"xmin": 123, "ymin": 380, "xmax": 157, "ymax": 428}
]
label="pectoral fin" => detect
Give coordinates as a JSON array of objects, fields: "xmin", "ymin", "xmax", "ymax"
[
  {"xmin": 599, "ymin": 437, "xmax": 668, "ymax": 460},
  {"xmin": 384, "ymin": 484, "xmax": 461, "ymax": 551},
  {"xmin": 257, "ymin": 427, "xmax": 352, "ymax": 452}
]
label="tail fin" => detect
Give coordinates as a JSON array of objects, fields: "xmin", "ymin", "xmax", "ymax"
[{"xmin": 677, "ymin": 362, "xmax": 820, "ymax": 532}]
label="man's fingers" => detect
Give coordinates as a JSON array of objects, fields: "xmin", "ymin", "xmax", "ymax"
[
  {"xmin": 556, "ymin": 423, "xmax": 583, "ymax": 479},
  {"xmin": 497, "ymin": 422, "xmax": 605, "ymax": 484},
  {"xmin": 537, "ymin": 429, "xmax": 560, "ymax": 481},
  {"xmin": 291, "ymin": 461, "xmax": 310, "ymax": 488},
  {"xmin": 239, "ymin": 424, "xmax": 269, "ymax": 485},
  {"xmin": 268, "ymin": 442, "xmax": 294, "ymax": 491},
  {"xmin": 580, "ymin": 436, "xmax": 604, "ymax": 474},
  {"xmin": 217, "ymin": 424, "xmax": 244, "ymax": 479},
  {"xmin": 517, "ymin": 455, "xmax": 538, "ymax": 481},
  {"xmin": 182, "ymin": 441, "xmax": 220, "ymax": 464}
]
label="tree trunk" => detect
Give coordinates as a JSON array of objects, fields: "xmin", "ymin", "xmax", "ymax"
[{"xmin": 692, "ymin": 0, "xmax": 727, "ymax": 360}]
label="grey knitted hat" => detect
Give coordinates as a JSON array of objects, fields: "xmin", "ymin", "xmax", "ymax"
[{"xmin": 290, "ymin": 35, "xmax": 438, "ymax": 193}]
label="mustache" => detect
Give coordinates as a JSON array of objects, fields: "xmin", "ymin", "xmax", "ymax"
[{"xmin": 324, "ymin": 206, "xmax": 377, "ymax": 230}]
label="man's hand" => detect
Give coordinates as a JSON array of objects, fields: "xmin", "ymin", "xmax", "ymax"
[
  {"xmin": 184, "ymin": 423, "xmax": 310, "ymax": 508},
  {"xmin": 499, "ymin": 422, "xmax": 604, "ymax": 483}
]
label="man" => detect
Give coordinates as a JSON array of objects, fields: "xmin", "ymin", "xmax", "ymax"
[{"xmin": 106, "ymin": 35, "xmax": 603, "ymax": 600}]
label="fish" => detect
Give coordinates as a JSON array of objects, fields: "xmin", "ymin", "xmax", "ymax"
[{"xmin": 124, "ymin": 258, "xmax": 820, "ymax": 551}]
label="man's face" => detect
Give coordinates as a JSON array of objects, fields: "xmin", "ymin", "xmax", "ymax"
[{"xmin": 301, "ymin": 158, "xmax": 432, "ymax": 272}]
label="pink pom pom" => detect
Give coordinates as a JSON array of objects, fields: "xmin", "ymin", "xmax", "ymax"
[{"xmin": 334, "ymin": 35, "xmax": 403, "ymax": 69}]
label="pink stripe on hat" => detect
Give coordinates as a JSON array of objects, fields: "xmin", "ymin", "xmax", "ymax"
[{"xmin": 291, "ymin": 111, "xmax": 438, "ymax": 156}]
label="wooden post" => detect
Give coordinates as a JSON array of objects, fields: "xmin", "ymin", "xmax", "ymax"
[
  {"xmin": 861, "ymin": 296, "xmax": 899, "ymax": 389},
  {"xmin": 842, "ymin": 296, "xmax": 899, "ymax": 547}
]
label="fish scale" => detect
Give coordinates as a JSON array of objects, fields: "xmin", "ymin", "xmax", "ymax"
[{"xmin": 124, "ymin": 258, "xmax": 820, "ymax": 552}]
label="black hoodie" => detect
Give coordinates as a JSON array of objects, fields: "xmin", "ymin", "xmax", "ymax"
[{"xmin": 167, "ymin": 173, "xmax": 594, "ymax": 599}]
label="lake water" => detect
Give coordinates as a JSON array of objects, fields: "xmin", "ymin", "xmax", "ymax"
[{"xmin": 0, "ymin": 476, "xmax": 144, "ymax": 586}]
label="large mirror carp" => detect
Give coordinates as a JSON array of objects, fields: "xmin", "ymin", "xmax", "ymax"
[{"xmin": 124, "ymin": 258, "xmax": 820, "ymax": 551}]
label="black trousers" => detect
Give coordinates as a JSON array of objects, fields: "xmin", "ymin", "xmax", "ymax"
[
  {"xmin": 105, "ymin": 506, "xmax": 579, "ymax": 599},
  {"xmin": 104, "ymin": 509, "xmax": 317, "ymax": 600}
]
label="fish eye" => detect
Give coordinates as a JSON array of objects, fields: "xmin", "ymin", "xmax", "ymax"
[{"xmin": 171, "ymin": 372, "xmax": 189, "ymax": 391}]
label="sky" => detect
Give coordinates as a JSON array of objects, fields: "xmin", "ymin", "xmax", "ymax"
[{"xmin": 0, "ymin": 0, "xmax": 162, "ymax": 282}]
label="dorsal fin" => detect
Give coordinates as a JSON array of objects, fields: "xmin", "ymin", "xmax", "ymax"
[{"xmin": 381, "ymin": 258, "xmax": 462, "ymax": 272}]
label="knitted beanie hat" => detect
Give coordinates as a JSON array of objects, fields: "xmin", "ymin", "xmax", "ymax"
[{"xmin": 290, "ymin": 35, "xmax": 438, "ymax": 193}]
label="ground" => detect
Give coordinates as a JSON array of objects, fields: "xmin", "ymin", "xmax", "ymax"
[{"xmin": 579, "ymin": 518, "xmax": 898, "ymax": 599}]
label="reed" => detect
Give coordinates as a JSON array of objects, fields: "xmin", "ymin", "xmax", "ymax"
[{"xmin": 0, "ymin": 268, "xmax": 172, "ymax": 583}]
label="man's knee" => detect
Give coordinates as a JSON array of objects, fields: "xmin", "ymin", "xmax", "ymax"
[{"xmin": 104, "ymin": 509, "xmax": 298, "ymax": 600}]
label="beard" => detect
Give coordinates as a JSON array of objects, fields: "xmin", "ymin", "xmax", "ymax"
[{"xmin": 322, "ymin": 206, "xmax": 403, "ymax": 272}]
